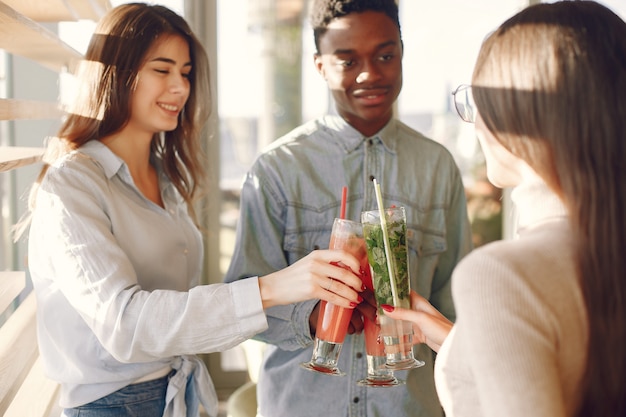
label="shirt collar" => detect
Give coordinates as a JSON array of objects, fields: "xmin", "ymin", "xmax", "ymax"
[
  {"xmin": 78, "ymin": 140, "xmax": 125, "ymax": 179},
  {"xmin": 511, "ymin": 176, "xmax": 569, "ymax": 233},
  {"xmin": 321, "ymin": 115, "xmax": 398, "ymax": 154},
  {"xmin": 78, "ymin": 140, "xmax": 173, "ymax": 198}
]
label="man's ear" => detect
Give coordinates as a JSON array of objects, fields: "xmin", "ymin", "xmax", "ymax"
[{"xmin": 313, "ymin": 53, "xmax": 325, "ymax": 78}]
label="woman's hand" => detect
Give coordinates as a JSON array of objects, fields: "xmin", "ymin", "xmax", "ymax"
[
  {"xmin": 382, "ymin": 290, "xmax": 453, "ymax": 352},
  {"xmin": 258, "ymin": 249, "xmax": 365, "ymax": 309}
]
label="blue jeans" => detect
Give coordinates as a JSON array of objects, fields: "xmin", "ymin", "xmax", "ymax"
[{"xmin": 62, "ymin": 374, "xmax": 170, "ymax": 417}]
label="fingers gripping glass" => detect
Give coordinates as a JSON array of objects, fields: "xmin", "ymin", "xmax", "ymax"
[{"xmin": 452, "ymin": 84, "xmax": 476, "ymax": 123}]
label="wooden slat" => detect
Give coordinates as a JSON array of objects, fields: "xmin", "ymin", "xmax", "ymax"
[
  {"xmin": 0, "ymin": 146, "xmax": 45, "ymax": 172},
  {"xmin": 4, "ymin": 356, "xmax": 60, "ymax": 417},
  {"xmin": 0, "ymin": 2, "xmax": 82, "ymax": 73},
  {"xmin": 1, "ymin": 0, "xmax": 78, "ymax": 21},
  {"xmin": 0, "ymin": 271, "xmax": 25, "ymax": 315},
  {"xmin": 65, "ymin": 0, "xmax": 111, "ymax": 21},
  {"xmin": 0, "ymin": 98, "xmax": 64, "ymax": 121},
  {"xmin": 2, "ymin": 0, "xmax": 111, "ymax": 22},
  {"xmin": 0, "ymin": 292, "xmax": 39, "ymax": 415}
]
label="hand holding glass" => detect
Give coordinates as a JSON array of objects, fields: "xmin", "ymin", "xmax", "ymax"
[{"xmin": 301, "ymin": 218, "xmax": 367, "ymax": 376}]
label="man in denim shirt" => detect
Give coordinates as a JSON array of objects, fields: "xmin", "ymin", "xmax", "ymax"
[{"xmin": 224, "ymin": 0, "xmax": 473, "ymax": 415}]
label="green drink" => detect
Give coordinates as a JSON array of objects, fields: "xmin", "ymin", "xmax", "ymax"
[
  {"xmin": 362, "ymin": 211, "xmax": 410, "ymax": 310},
  {"xmin": 362, "ymin": 207, "xmax": 424, "ymax": 371}
]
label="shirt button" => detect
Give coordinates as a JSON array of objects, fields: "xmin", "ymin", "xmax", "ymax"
[
  {"xmin": 184, "ymin": 249, "xmax": 189, "ymax": 255},
  {"xmin": 368, "ymin": 139, "xmax": 373, "ymax": 146},
  {"xmin": 353, "ymin": 397, "xmax": 360, "ymax": 404},
  {"xmin": 356, "ymin": 352, "xmax": 363, "ymax": 359}
]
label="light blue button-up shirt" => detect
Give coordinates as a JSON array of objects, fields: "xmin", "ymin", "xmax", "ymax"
[
  {"xmin": 225, "ymin": 115, "xmax": 473, "ymax": 417},
  {"xmin": 28, "ymin": 140, "xmax": 268, "ymax": 416}
]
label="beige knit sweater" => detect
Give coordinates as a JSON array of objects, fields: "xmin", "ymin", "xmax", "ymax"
[{"xmin": 435, "ymin": 179, "xmax": 588, "ymax": 417}]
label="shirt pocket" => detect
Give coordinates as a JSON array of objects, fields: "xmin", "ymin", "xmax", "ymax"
[
  {"xmin": 407, "ymin": 227, "xmax": 447, "ymax": 257},
  {"xmin": 282, "ymin": 204, "xmax": 337, "ymax": 263},
  {"xmin": 283, "ymin": 227, "xmax": 332, "ymax": 263},
  {"xmin": 406, "ymin": 226, "xmax": 448, "ymax": 298}
]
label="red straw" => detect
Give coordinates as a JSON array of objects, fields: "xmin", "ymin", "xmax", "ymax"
[{"xmin": 340, "ymin": 186, "xmax": 348, "ymax": 219}]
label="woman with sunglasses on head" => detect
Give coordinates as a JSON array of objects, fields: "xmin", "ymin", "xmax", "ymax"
[
  {"xmin": 384, "ymin": 1, "xmax": 626, "ymax": 416},
  {"xmin": 17, "ymin": 3, "xmax": 365, "ymax": 416}
]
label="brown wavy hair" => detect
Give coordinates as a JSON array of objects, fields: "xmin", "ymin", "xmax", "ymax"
[
  {"xmin": 16, "ymin": 3, "xmax": 211, "ymax": 238},
  {"xmin": 472, "ymin": 2, "xmax": 626, "ymax": 415}
]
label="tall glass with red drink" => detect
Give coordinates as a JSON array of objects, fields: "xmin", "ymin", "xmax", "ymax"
[
  {"xmin": 301, "ymin": 218, "xmax": 367, "ymax": 376},
  {"xmin": 357, "ymin": 266, "xmax": 405, "ymax": 387}
]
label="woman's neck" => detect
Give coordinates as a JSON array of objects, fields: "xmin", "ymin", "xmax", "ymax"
[{"xmin": 100, "ymin": 130, "xmax": 163, "ymax": 207}]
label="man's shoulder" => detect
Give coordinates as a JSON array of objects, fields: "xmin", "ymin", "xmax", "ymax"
[
  {"xmin": 253, "ymin": 118, "xmax": 335, "ymax": 168},
  {"xmin": 395, "ymin": 120, "xmax": 442, "ymax": 146},
  {"xmin": 261, "ymin": 118, "xmax": 326, "ymax": 152},
  {"xmin": 245, "ymin": 119, "xmax": 325, "ymax": 177},
  {"xmin": 393, "ymin": 120, "xmax": 457, "ymax": 160}
]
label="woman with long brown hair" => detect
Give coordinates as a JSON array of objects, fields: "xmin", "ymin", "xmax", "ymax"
[{"xmin": 385, "ymin": 1, "xmax": 626, "ymax": 416}]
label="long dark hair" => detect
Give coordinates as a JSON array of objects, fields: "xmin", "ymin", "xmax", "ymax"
[{"xmin": 472, "ymin": 2, "xmax": 626, "ymax": 415}]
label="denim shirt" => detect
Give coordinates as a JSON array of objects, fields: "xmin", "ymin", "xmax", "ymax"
[
  {"xmin": 28, "ymin": 140, "xmax": 268, "ymax": 415},
  {"xmin": 225, "ymin": 115, "xmax": 473, "ymax": 417}
]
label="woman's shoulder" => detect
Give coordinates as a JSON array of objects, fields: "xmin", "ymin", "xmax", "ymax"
[
  {"xmin": 452, "ymin": 219, "xmax": 576, "ymax": 304},
  {"xmin": 42, "ymin": 143, "xmax": 114, "ymax": 194},
  {"xmin": 47, "ymin": 151, "xmax": 101, "ymax": 178}
]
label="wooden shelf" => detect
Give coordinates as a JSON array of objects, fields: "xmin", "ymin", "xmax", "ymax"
[
  {"xmin": 0, "ymin": 272, "xmax": 25, "ymax": 315},
  {"xmin": 0, "ymin": 2, "xmax": 82, "ymax": 73},
  {"xmin": 1, "ymin": 0, "xmax": 110, "ymax": 22},
  {"xmin": 0, "ymin": 99, "xmax": 63, "ymax": 121},
  {"xmin": 0, "ymin": 2, "xmax": 111, "ymax": 415},
  {"xmin": 0, "ymin": 147, "xmax": 44, "ymax": 172}
]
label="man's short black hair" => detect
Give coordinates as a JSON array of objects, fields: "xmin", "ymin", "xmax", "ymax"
[{"xmin": 310, "ymin": 0, "xmax": 401, "ymax": 53}]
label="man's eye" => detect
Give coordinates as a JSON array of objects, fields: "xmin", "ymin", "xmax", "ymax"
[
  {"xmin": 379, "ymin": 54, "xmax": 394, "ymax": 62},
  {"xmin": 337, "ymin": 59, "xmax": 354, "ymax": 68}
]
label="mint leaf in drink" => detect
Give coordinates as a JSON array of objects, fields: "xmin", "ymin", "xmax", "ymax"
[{"xmin": 363, "ymin": 218, "xmax": 410, "ymax": 310}]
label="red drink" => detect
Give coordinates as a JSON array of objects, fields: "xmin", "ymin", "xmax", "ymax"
[
  {"xmin": 359, "ymin": 262, "xmax": 385, "ymax": 356},
  {"xmin": 316, "ymin": 299, "xmax": 353, "ymax": 343},
  {"xmin": 363, "ymin": 317, "xmax": 385, "ymax": 356},
  {"xmin": 302, "ymin": 218, "xmax": 366, "ymax": 376},
  {"xmin": 316, "ymin": 227, "xmax": 369, "ymax": 343},
  {"xmin": 357, "ymin": 240, "xmax": 404, "ymax": 387}
]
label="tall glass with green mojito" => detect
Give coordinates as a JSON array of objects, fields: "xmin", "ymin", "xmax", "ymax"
[{"xmin": 361, "ymin": 206, "xmax": 424, "ymax": 370}]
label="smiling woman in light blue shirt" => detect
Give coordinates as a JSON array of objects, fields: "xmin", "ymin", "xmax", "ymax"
[{"xmin": 19, "ymin": 4, "xmax": 364, "ymax": 417}]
